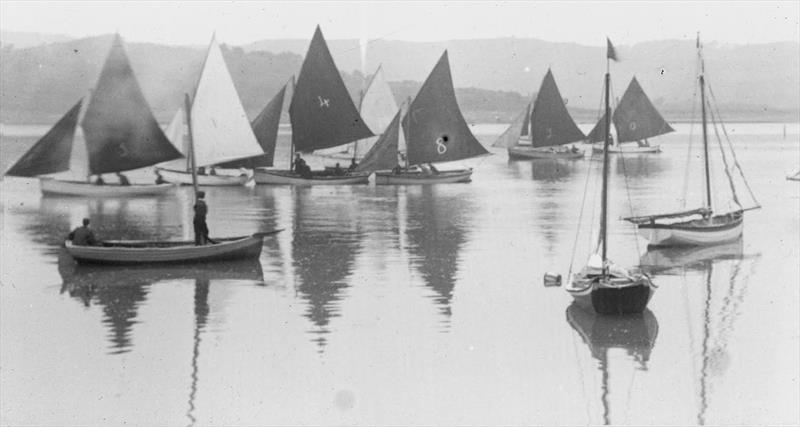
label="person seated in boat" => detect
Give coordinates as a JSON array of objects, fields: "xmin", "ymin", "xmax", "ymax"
[
  {"xmin": 392, "ymin": 164, "xmax": 403, "ymax": 175},
  {"xmin": 154, "ymin": 171, "xmax": 166, "ymax": 184},
  {"xmin": 571, "ymin": 145, "xmax": 579, "ymax": 153},
  {"xmin": 193, "ymin": 191, "xmax": 214, "ymax": 245},
  {"xmin": 292, "ymin": 154, "xmax": 307, "ymax": 173},
  {"xmin": 209, "ymin": 167, "xmax": 217, "ymax": 176},
  {"xmin": 68, "ymin": 218, "xmax": 98, "ymax": 246},
  {"xmin": 348, "ymin": 158, "xmax": 358, "ymax": 172},
  {"xmin": 94, "ymin": 175, "xmax": 105, "ymax": 185},
  {"xmin": 420, "ymin": 163, "xmax": 440, "ymax": 176},
  {"xmin": 197, "ymin": 167, "xmax": 207, "ymax": 176},
  {"xmin": 116, "ymin": 172, "xmax": 130, "ymax": 186},
  {"xmin": 333, "ymin": 163, "xmax": 344, "ymax": 176},
  {"xmin": 637, "ymin": 139, "xmax": 650, "ymax": 147}
]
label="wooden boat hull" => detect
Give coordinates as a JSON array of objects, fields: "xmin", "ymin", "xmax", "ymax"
[
  {"xmin": 155, "ymin": 167, "xmax": 250, "ymax": 186},
  {"xmin": 64, "ymin": 233, "xmax": 275, "ymax": 265},
  {"xmin": 374, "ymin": 169, "xmax": 473, "ymax": 185},
  {"xmin": 567, "ymin": 274, "xmax": 655, "ymax": 315},
  {"xmin": 591, "ymin": 143, "xmax": 661, "ymax": 154},
  {"xmin": 40, "ymin": 177, "xmax": 176, "ymax": 197},
  {"xmin": 253, "ymin": 169, "xmax": 370, "ymax": 185},
  {"xmin": 637, "ymin": 212, "xmax": 743, "ymax": 247},
  {"xmin": 508, "ymin": 146, "xmax": 584, "ymax": 160}
]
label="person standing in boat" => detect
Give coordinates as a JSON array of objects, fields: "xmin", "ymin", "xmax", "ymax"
[
  {"xmin": 193, "ymin": 191, "xmax": 211, "ymax": 245},
  {"xmin": 292, "ymin": 154, "xmax": 307, "ymax": 173},
  {"xmin": 116, "ymin": 172, "xmax": 130, "ymax": 186},
  {"xmin": 68, "ymin": 218, "xmax": 98, "ymax": 246}
]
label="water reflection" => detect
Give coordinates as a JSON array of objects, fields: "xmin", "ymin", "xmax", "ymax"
[
  {"xmin": 613, "ymin": 154, "xmax": 668, "ymax": 180},
  {"xmin": 530, "ymin": 159, "xmax": 575, "ymax": 182},
  {"xmin": 58, "ymin": 250, "xmax": 264, "ymax": 355},
  {"xmin": 291, "ymin": 187, "xmax": 363, "ymax": 352},
  {"xmin": 566, "ymin": 304, "xmax": 659, "ymax": 425},
  {"xmin": 404, "ymin": 186, "xmax": 472, "ymax": 323},
  {"xmin": 639, "ymin": 240, "xmax": 746, "ymax": 275}
]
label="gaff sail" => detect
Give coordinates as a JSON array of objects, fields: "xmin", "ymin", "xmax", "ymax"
[
  {"xmin": 289, "ymin": 26, "xmax": 374, "ymax": 152},
  {"xmin": 613, "ymin": 77, "xmax": 674, "ymax": 143},
  {"xmin": 190, "ymin": 35, "xmax": 265, "ymax": 167},
  {"xmin": 217, "ymin": 84, "xmax": 287, "ymax": 169},
  {"xmin": 81, "ymin": 34, "xmax": 182, "ymax": 174},
  {"xmin": 160, "ymin": 106, "xmax": 190, "ymax": 171},
  {"xmin": 402, "ymin": 51, "xmax": 489, "ymax": 165},
  {"xmin": 356, "ymin": 65, "xmax": 399, "ymax": 154},
  {"xmin": 5, "ymin": 100, "xmax": 83, "ymax": 177},
  {"xmin": 530, "ymin": 69, "xmax": 585, "ymax": 148},
  {"xmin": 492, "ymin": 103, "xmax": 530, "ymax": 148},
  {"xmin": 586, "ymin": 112, "xmax": 609, "ymax": 143},
  {"xmin": 354, "ymin": 111, "xmax": 401, "ymax": 172}
]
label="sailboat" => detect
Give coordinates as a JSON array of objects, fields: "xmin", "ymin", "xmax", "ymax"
[
  {"xmin": 560, "ymin": 38, "xmax": 656, "ymax": 315},
  {"xmin": 156, "ymin": 35, "xmax": 267, "ymax": 186},
  {"xmin": 253, "ymin": 26, "xmax": 374, "ymax": 185},
  {"xmin": 623, "ymin": 35, "xmax": 761, "ymax": 247},
  {"xmin": 586, "ymin": 76, "xmax": 674, "ymax": 154},
  {"xmin": 506, "ymin": 69, "xmax": 586, "ymax": 160},
  {"xmin": 787, "ymin": 170, "xmax": 800, "ymax": 181},
  {"xmin": 317, "ymin": 65, "xmax": 400, "ymax": 162},
  {"xmin": 369, "ymin": 51, "xmax": 490, "ymax": 184},
  {"xmin": 4, "ymin": 34, "xmax": 182, "ymax": 196}
]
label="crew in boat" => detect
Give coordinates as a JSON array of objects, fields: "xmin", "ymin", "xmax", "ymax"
[
  {"xmin": 348, "ymin": 158, "xmax": 358, "ymax": 172},
  {"xmin": 392, "ymin": 164, "xmax": 403, "ymax": 175},
  {"xmin": 292, "ymin": 154, "xmax": 307, "ymax": 173},
  {"xmin": 154, "ymin": 171, "xmax": 166, "ymax": 184},
  {"xmin": 68, "ymin": 218, "xmax": 98, "ymax": 246},
  {"xmin": 420, "ymin": 163, "xmax": 440, "ymax": 175},
  {"xmin": 333, "ymin": 163, "xmax": 344, "ymax": 176},
  {"xmin": 197, "ymin": 167, "xmax": 207, "ymax": 176},
  {"xmin": 116, "ymin": 172, "xmax": 130, "ymax": 186},
  {"xmin": 193, "ymin": 191, "xmax": 211, "ymax": 246},
  {"xmin": 637, "ymin": 139, "xmax": 650, "ymax": 147},
  {"xmin": 94, "ymin": 175, "xmax": 105, "ymax": 185},
  {"xmin": 209, "ymin": 167, "xmax": 217, "ymax": 176}
]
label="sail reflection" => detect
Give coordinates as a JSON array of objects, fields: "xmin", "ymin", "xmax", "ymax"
[
  {"xmin": 566, "ymin": 304, "xmax": 659, "ymax": 425},
  {"xmin": 530, "ymin": 159, "xmax": 575, "ymax": 182},
  {"xmin": 291, "ymin": 187, "xmax": 363, "ymax": 351},
  {"xmin": 613, "ymin": 154, "xmax": 668, "ymax": 180},
  {"xmin": 404, "ymin": 186, "xmax": 472, "ymax": 322},
  {"xmin": 639, "ymin": 239, "xmax": 745, "ymax": 275},
  {"xmin": 58, "ymin": 250, "xmax": 264, "ymax": 355}
]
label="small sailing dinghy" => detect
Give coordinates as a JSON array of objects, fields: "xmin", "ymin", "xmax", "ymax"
[
  {"xmin": 371, "ymin": 51, "xmax": 490, "ymax": 185},
  {"xmin": 504, "ymin": 69, "xmax": 586, "ymax": 159},
  {"xmin": 549, "ymin": 39, "xmax": 656, "ymax": 315},
  {"xmin": 254, "ymin": 26, "xmax": 373, "ymax": 185},
  {"xmin": 156, "ymin": 35, "xmax": 268, "ymax": 186},
  {"xmin": 5, "ymin": 35, "xmax": 182, "ymax": 196},
  {"xmin": 586, "ymin": 72, "xmax": 674, "ymax": 154},
  {"xmin": 64, "ymin": 93, "xmax": 282, "ymax": 266},
  {"xmin": 623, "ymin": 35, "xmax": 760, "ymax": 247}
]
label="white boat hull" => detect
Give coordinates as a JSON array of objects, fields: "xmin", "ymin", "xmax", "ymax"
[
  {"xmin": 64, "ymin": 233, "xmax": 274, "ymax": 265},
  {"xmin": 508, "ymin": 146, "xmax": 584, "ymax": 159},
  {"xmin": 156, "ymin": 168, "xmax": 250, "ymax": 186},
  {"xmin": 253, "ymin": 169, "xmax": 370, "ymax": 185},
  {"xmin": 374, "ymin": 169, "xmax": 473, "ymax": 185},
  {"xmin": 592, "ymin": 143, "xmax": 661, "ymax": 154},
  {"xmin": 637, "ymin": 213, "xmax": 744, "ymax": 247},
  {"xmin": 40, "ymin": 177, "xmax": 176, "ymax": 197}
]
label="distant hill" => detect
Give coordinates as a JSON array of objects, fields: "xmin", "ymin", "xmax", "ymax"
[
  {"xmin": 1, "ymin": 34, "xmax": 797, "ymax": 125},
  {"xmin": 0, "ymin": 30, "xmax": 73, "ymax": 49}
]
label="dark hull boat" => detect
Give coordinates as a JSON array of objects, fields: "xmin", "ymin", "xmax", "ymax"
[{"xmin": 64, "ymin": 231, "xmax": 280, "ymax": 265}]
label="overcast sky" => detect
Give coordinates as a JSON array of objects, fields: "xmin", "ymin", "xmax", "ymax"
[{"xmin": 1, "ymin": 1, "xmax": 798, "ymax": 47}]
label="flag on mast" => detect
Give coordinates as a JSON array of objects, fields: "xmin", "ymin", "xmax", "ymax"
[{"xmin": 607, "ymin": 38, "xmax": 619, "ymax": 61}]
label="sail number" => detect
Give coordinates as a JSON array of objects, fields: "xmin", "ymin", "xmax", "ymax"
[
  {"xmin": 318, "ymin": 96, "xmax": 330, "ymax": 108},
  {"xmin": 435, "ymin": 136, "xmax": 448, "ymax": 155}
]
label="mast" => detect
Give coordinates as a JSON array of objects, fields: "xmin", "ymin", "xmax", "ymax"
[
  {"xmin": 184, "ymin": 94, "xmax": 199, "ymax": 199},
  {"xmin": 601, "ymin": 68, "xmax": 611, "ymax": 271},
  {"xmin": 289, "ymin": 75, "xmax": 296, "ymax": 170},
  {"xmin": 353, "ymin": 87, "xmax": 365, "ymax": 162},
  {"xmin": 699, "ymin": 36, "xmax": 712, "ymax": 213}
]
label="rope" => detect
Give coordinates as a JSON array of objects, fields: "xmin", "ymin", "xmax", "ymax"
[
  {"xmin": 707, "ymin": 100, "xmax": 741, "ymax": 210},
  {"xmin": 568, "ymin": 153, "xmax": 595, "ymax": 278},
  {"xmin": 616, "ymin": 149, "xmax": 642, "ymax": 257},
  {"xmin": 682, "ymin": 78, "xmax": 699, "ymax": 208}
]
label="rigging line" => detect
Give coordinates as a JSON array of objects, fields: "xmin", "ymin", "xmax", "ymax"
[
  {"xmin": 568, "ymin": 313, "xmax": 593, "ymax": 424},
  {"xmin": 706, "ymin": 84, "xmax": 760, "ymax": 208},
  {"xmin": 682, "ymin": 78, "xmax": 700, "ymax": 208},
  {"xmin": 617, "ymin": 149, "xmax": 642, "ymax": 257},
  {"xmin": 568, "ymin": 154, "xmax": 596, "ymax": 278},
  {"xmin": 707, "ymin": 101, "xmax": 741, "ymax": 210}
]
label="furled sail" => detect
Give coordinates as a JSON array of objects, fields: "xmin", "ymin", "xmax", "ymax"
[
  {"xmin": 190, "ymin": 35, "xmax": 265, "ymax": 167},
  {"xmin": 586, "ymin": 112, "xmax": 609, "ymax": 143},
  {"xmin": 5, "ymin": 100, "xmax": 82, "ymax": 177},
  {"xmin": 354, "ymin": 111, "xmax": 401, "ymax": 172},
  {"xmin": 491, "ymin": 103, "xmax": 530, "ymax": 148},
  {"xmin": 81, "ymin": 34, "xmax": 182, "ymax": 174},
  {"xmin": 530, "ymin": 69, "xmax": 585, "ymax": 147},
  {"xmin": 402, "ymin": 51, "xmax": 489, "ymax": 165},
  {"xmin": 217, "ymin": 84, "xmax": 286, "ymax": 169},
  {"xmin": 613, "ymin": 77, "xmax": 674, "ymax": 143},
  {"xmin": 289, "ymin": 26, "xmax": 374, "ymax": 152}
]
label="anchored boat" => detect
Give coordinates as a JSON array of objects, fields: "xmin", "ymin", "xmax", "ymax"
[
  {"xmin": 4, "ymin": 34, "xmax": 182, "ymax": 196},
  {"xmin": 624, "ymin": 35, "xmax": 760, "ymax": 247},
  {"xmin": 254, "ymin": 26, "xmax": 373, "ymax": 185}
]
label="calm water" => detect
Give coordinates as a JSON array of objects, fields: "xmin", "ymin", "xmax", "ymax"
[{"xmin": 1, "ymin": 123, "xmax": 798, "ymax": 426}]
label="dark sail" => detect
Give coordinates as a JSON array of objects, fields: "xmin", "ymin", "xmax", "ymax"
[
  {"xmin": 402, "ymin": 51, "xmax": 489, "ymax": 165},
  {"xmin": 289, "ymin": 26, "xmax": 373, "ymax": 152},
  {"xmin": 216, "ymin": 84, "xmax": 286, "ymax": 169},
  {"xmin": 354, "ymin": 111, "xmax": 401, "ymax": 172},
  {"xmin": 521, "ymin": 102, "xmax": 531, "ymax": 136},
  {"xmin": 586, "ymin": 112, "xmax": 610, "ymax": 143},
  {"xmin": 81, "ymin": 34, "xmax": 181, "ymax": 174},
  {"xmin": 613, "ymin": 77, "xmax": 674, "ymax": 143},
  {"xmin": 5, "ymin": 100, "xmax": 82, "ymax": 177},
  {"xmin": 530, "ymin": 69, "xmax": 585, "ymax": 147}
]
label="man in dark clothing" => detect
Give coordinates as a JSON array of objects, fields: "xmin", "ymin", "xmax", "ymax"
[
  {"xmin": 155, "ymin": 171, "xmax": 166, "ymax": 184},
  {"xmin": 116, "ymin": 172, "xmax": 131, "ymax": 186},
  {"xmin": 68, "ymin": 218, "xmax": 98, "ymax": 246},
  {"xmin": 348, "ymin": 158, "xmax": 358, "ymax": 172},
  {"xmin": 292, "ymin": 154, "xmax": 307, "ymax": 174},
  {"xmin": 193, "ymin": 191, "xmax": 210, "ymax": 245},
  {"xmin": 94, "ymin": 175, "xmax": 105, "ymax": 185}
]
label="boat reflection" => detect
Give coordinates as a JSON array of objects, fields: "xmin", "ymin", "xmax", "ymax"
[
  {"xmin": 566, "ymin": 303, "xmax": 659, "ymax": 425},
  {"xmin": 639, "ymin": 239, "xmax": 745, "ymax": 275},
  {"xmin": 614, "ymin": 154, "xmax": 668, "ymax": 180},
  {"xmin": 530, "ymin": 159, "xmax": 575, "ymax": 182},
  {"xmin": 291, "ymin": 186, "xmax": 363, "ymax": 351},
  {"xmin": 404, "ymin": 186, "xmax": 472, "ymax": 323},
  {"xmin": 58, "ymin": 249, "xmax": 264, "ymax": 355}
]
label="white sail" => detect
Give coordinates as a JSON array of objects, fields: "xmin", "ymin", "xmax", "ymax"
[
  {"xmin": 159, "ymin": 107, "xmax": 190, "ymax": 170},
  {"xmin": 190, "ymin": 36, "xmax": 263, "ymax": 167},
  {"xmin": 355, "ymin": 66, "xmax": 399, "ymax": 156}
]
